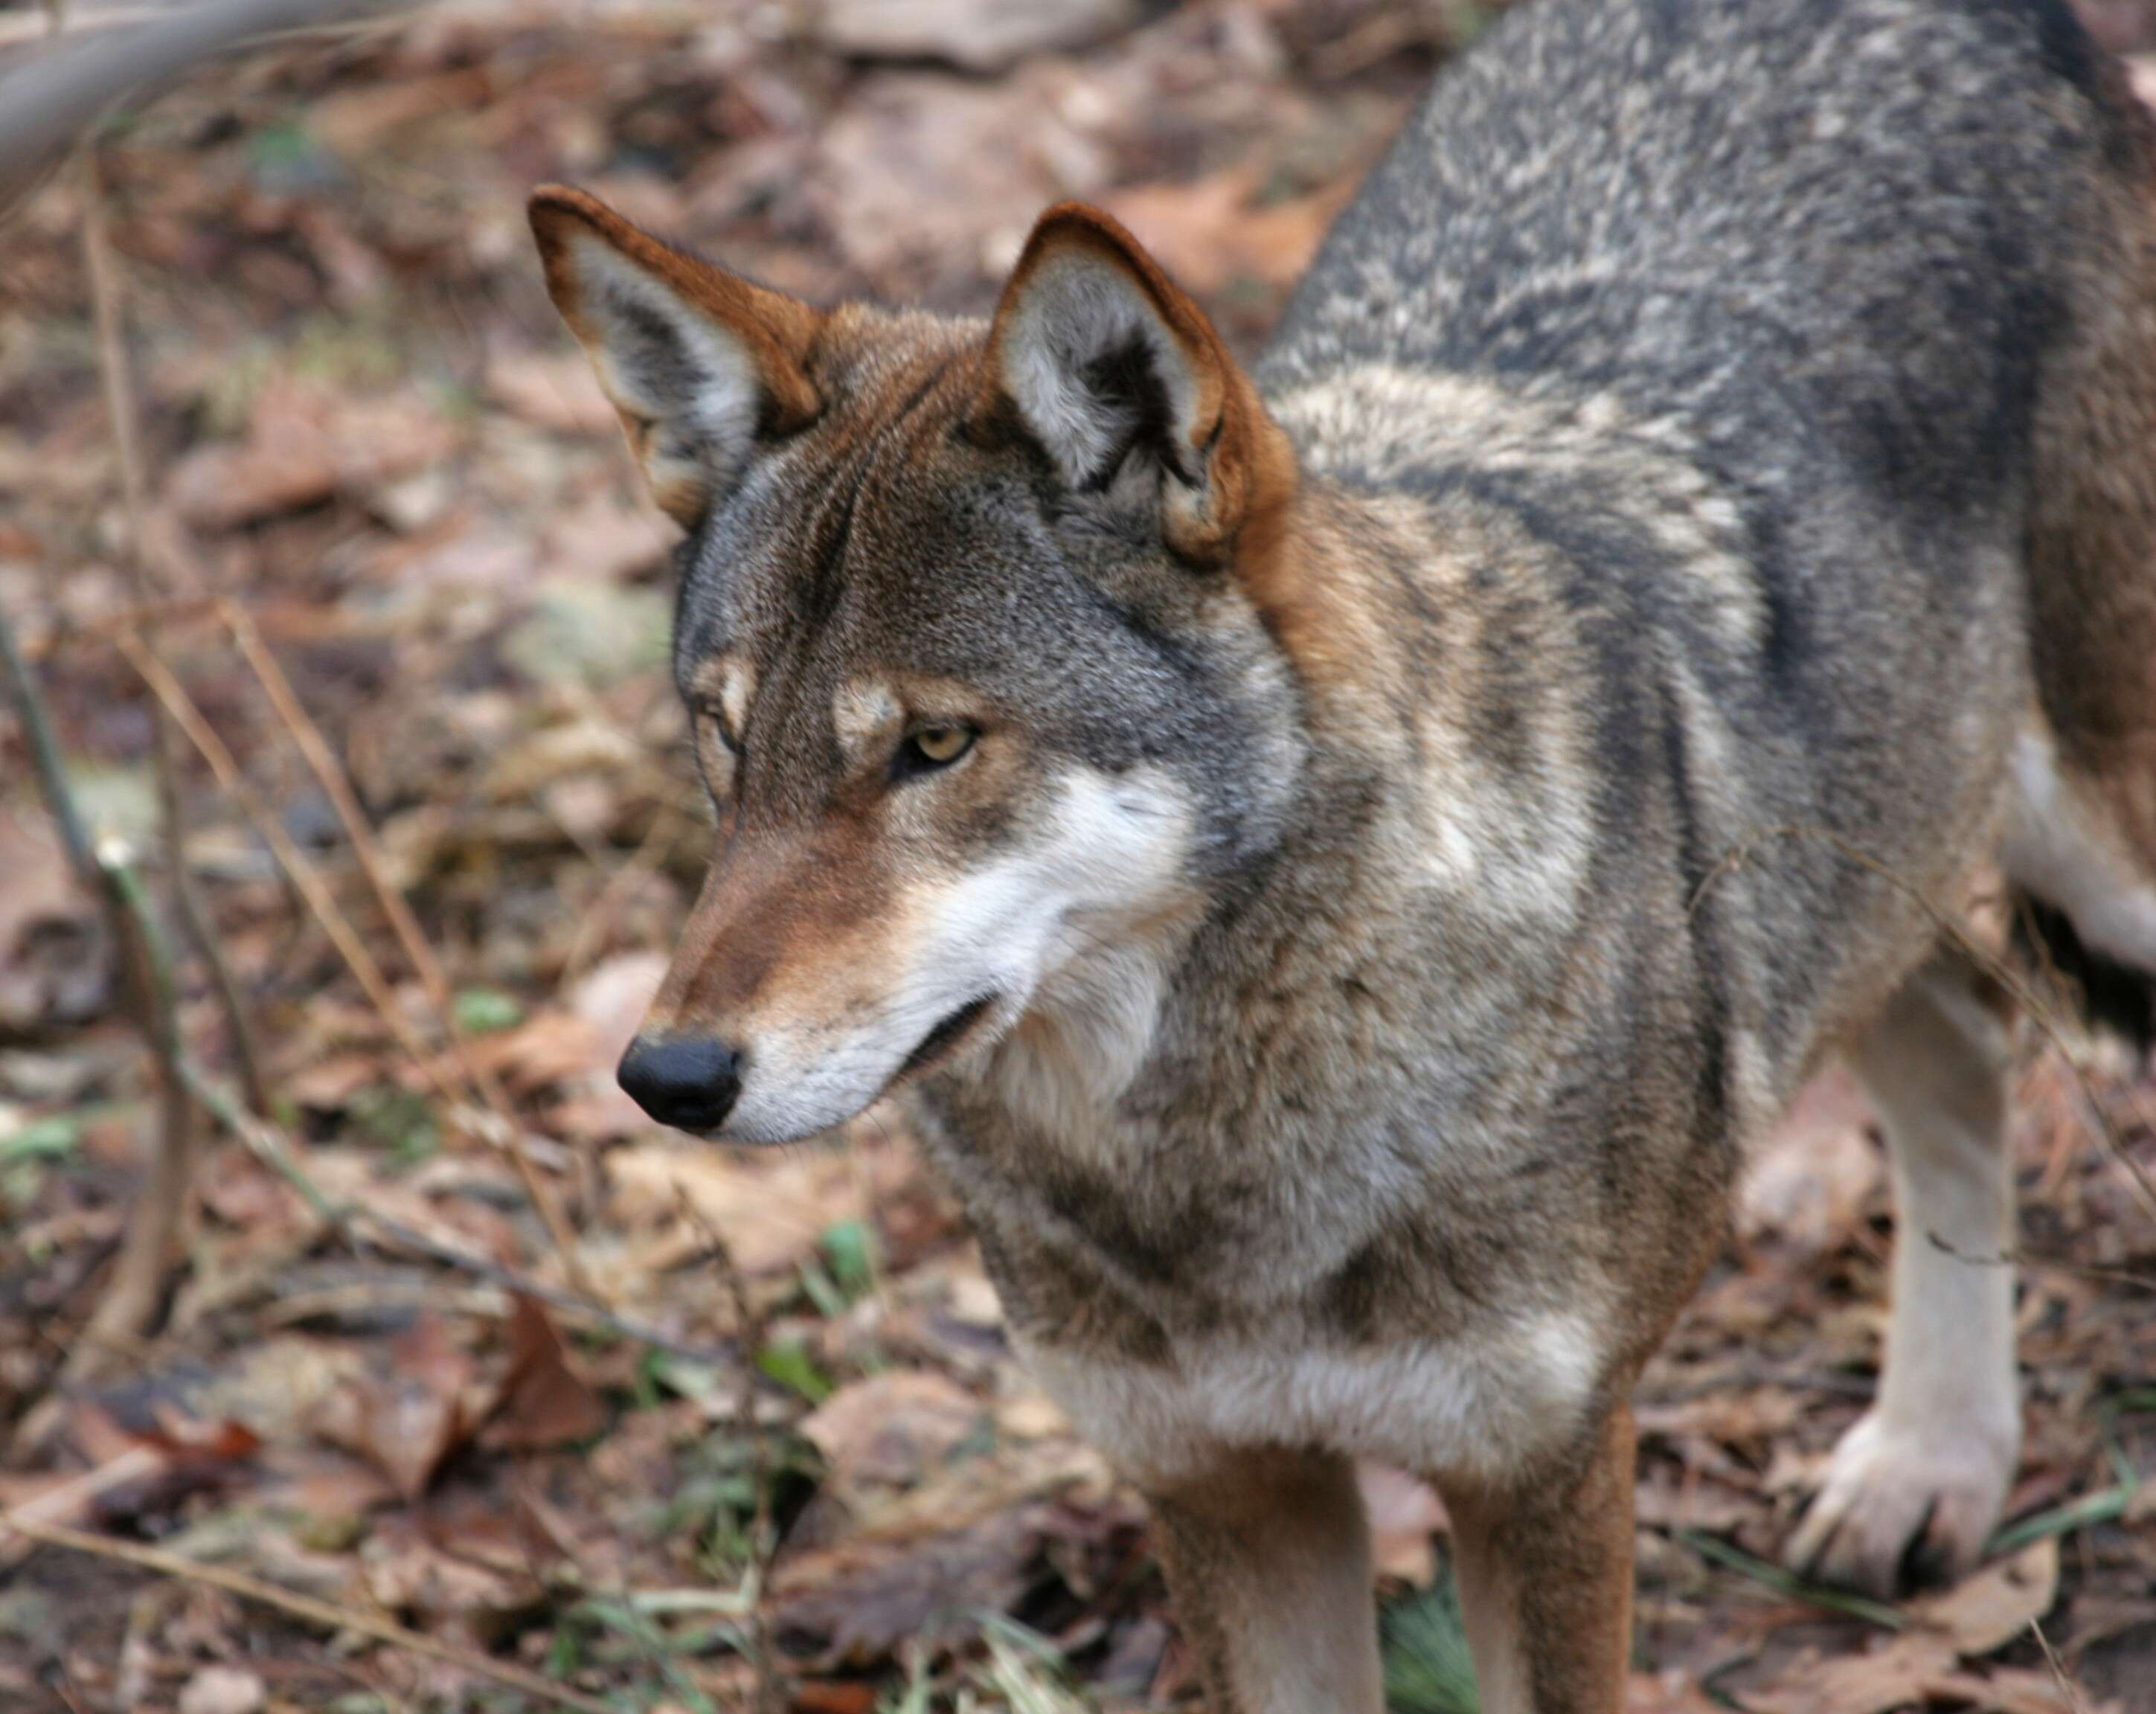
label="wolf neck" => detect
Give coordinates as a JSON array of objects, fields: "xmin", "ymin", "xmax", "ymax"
[{"xmin": 958, "ymin": 359, "xmax": 1693, "ymax": 1169}]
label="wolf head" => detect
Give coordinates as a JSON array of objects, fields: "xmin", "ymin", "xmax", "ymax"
[{"xmin": 530, "ymin": 187, "xmax": 1309, "ymax": 1143}]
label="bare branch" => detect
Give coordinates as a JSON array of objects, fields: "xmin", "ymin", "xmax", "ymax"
[
  {"xmin": 0, "ymin": 0, "xmax": 409, "ymax": 211},
  {"xmin": 80, "ymin": 146, "xmax": 271, "ymax": 1118}
]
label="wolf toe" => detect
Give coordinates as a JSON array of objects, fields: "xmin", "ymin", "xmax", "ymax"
[{"xmin": 1785, "ymin": 1409, "xmax": 2016, "ymax": 1598}]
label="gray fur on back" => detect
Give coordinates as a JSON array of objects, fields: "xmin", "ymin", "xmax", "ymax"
[{"xmin": 1262, "ymin": 0, "xmax": 2139, "ymax": 1100}]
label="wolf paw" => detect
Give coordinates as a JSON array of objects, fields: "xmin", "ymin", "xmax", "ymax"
[{"xmin": 1783, "ymin": 1408, "xmax": 2018, "ymax": 1598}]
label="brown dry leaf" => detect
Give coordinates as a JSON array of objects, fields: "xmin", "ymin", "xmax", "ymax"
[
  {"xmin": 546, "ymin": 949, "xmax": 669, "ymax": 1137},
  {"xmin": 809, "ymin": 71, "xmax": 1106, "ymax": 289},
  {"xmin": 1737, "ymin": 1061, "xmax": 1882, "ymax": 1251},
  {"xmin": 0, "ymin": 804, "xmax": 104, "ymax": 1031},
  {"xmin": 362, "ymin": 1514, "xmax": 544, "ymax": 1647},
  {"xmin": 1745, "ymin": 1636, "xmax": 1963, "ymax": 1714},
  {"xmin": 770, "ymin": 1478, "xmax": 1138, "ymax": 1673},
  {"xmin": 791, "ymin": 1683, "xmax": 881, "ymax": 1714},
  {"xmin": 478, "ymin": 1008, "xmax": 605, "ymax": 1098},
  {"xmin": 164, "ymin": 382, "xmax": 458, "ymax": 530},
  {"xmin": 1746, "ymin": 1630, "xmax": 2099, "ymax": 1714},
  {"xmin": 486, "ymin": 350, "xmax": 620, "ymax": 437},
  {"xmin": 1636, "ymin": 1387, "xmax": 1805, "ymax": 1452},
  {"xmin": 309, "ymin": 1314, "xmax": 479, "ymax": 1500},
  {"xmin": 308, "ymin": 69, "xmax": 495, "ymax": 155},
  {"xmin": 176, "ymin": 1666, "xmax": 265, "ymax": 1714},
  {"xmin": 609, "ymin": 1143, "xmax": 864, "ymax": 1277},
  {"xmin": 1631, "ymin": 1466, "xmax": 1756, "ymax": 1534},
  {"xmin": 1626, "ymin": 1672, "xmax": 1726, "ymax": 1714},
  {"xmin": 802, "ymin": 1370, "xmax": 984, "ymax": 1490},
  {"xmin": 771, "ymin": 1514, "xmax": 1043, "ymax": 1669},
  {"xmin": 1910, "ymin": 1537, "xmax": 2059, "ymax": 1658},
  {"xmin": 0, "ymin": 1445, "xmax": 169, "ymax": 1571},
  {"xmin": 810, "ymin": 0, "xmax": 1140, "ymax": 73},
  {"xmin": 542, "ymin": 490, "xmax": 678, "ymax": 582},
  {"xmin": 480, "ymin": 717, "xmax": 647, "ymax": 804},
  {"xmin": 283, "ymin": 1053, "xmax": 385, "ymax": 1112},
  {"xmin": 1106, "ymin": 170, "xmax": 1355, "ymax": 297},
  {"xmin": 488, "ymin": 1294, "xmax": 606, "ymax": 1451}
]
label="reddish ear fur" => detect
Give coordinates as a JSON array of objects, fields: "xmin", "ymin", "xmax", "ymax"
[
  {"xmin": 980, "ymin": 202, "xmax": 1297, "ymax": 568},
  {"xmin": 527, "ymin": 185, "xmax": 822, "ymax": 519}
]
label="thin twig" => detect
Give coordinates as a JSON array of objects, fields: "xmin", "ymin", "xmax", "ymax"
[
  {"xmin": 0, "ymin": 1511, "xmax": 615, "ymax": 1714},
  {"xmin": 117, "ymin": 627, "xmax": 597, "ymax": 1296},
  {"xmin": 671, "ymin": 1183, "xmax": 786, "ymax": 1714},
  {"xmin": 221, "ymin": 602, "xmax": 594, "ymax": 1294},
  {"xmin": 80, "ymin": 147, "xmax": 271, "ymax": 1119},
  {"xmin": 0, "ymin": 1445, "xmax": 164, "ymax": 1573},
  {"xmin": 0, "ymin": 622, "xmax": 699, "ymax": 1358},
  {"xmin": 0, "ymin": 595, "xmax": 195, "ymax": 1378},
  {"xmin": 1694, "ymin": 822, "xmax": 2156, "ymax": 1226},
  {"xmin": 115, "ymin": 628, "xmax": 466, "ymax": 1105},
  {"xmin": 1923, "ymin": 1231, "xmax": 2156, "ymax": 1294},
  {"xmin": 1, "ymin": 590, "xmax": 96, "ymax": 879},
  {"xmin": 2030, "ymin": 1617, "xmax": 2086, "ymax": 1714},
  {"xmin": 222, "ymin": 603, "xmax": 507, "ymax": 1111},
  {"xmin": 182, "ymin": 1062, "xmax": 729, "ymax": 1366}
]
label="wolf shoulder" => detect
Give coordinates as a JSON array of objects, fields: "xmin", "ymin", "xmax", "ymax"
[{"xmin": 1271, "ymin": 0, "xmax": 2143, "ymax": 440}]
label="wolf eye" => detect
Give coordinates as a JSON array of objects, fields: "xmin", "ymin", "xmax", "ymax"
[
  {"xmin": 896, "ymin": 723, "xmax": 975, "ymax": 778},
  {"xmin": 693, "ymin": 699, "xmax": 740, "ymax": 754}
]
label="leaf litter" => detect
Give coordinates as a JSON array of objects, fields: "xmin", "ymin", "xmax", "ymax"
[{"xmin": 4, "ymin": 1, "xmax": 2156, "ymax": 1710}]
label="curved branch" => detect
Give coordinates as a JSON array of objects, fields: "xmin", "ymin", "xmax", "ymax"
[{"xmin": 0, "ymin": 0, "xmax": 409, "ymax": 210}]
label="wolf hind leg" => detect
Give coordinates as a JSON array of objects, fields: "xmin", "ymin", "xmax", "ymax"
[
  {"xmin": 2003, "ymin": 720, "xmax": 2156, "ymax": 1046},
  {"xmin": 1786, "ymin": 946, "xmax": 2019, "ymax": 1596}
]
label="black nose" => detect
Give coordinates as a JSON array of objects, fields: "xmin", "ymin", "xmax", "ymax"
[{"xmin": 617, "ymin": 1035, "xmax": 742, "ymax": 1133}]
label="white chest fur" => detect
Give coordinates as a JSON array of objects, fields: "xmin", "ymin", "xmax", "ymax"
[{"xmin": 1021, "ymin": 1306, "xmax": 1605, "ymax": 1492}]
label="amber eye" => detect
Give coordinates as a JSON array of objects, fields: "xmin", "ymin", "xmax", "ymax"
[
  {"xmin": 896, "ymin": 724, "xmax": 976, "ymax": 778},
  {"xmin": 694, "ymin": 699, "xmax": 740, "ymax": 754}
]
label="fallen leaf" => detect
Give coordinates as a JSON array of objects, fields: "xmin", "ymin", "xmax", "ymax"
[
  {"xmin": 803, "ymin": 1370, "xmax": 984, "ymax": 1489},
  {"xmin": 610, "ymin": 1143, "xmax": 865, "ymax": 1277},
  {"xmin": 1106, "ymin": 170, "xmax": 1355, "ymax": 297},
  {"xmin": 1736, "ymin": 1062, "xmax": 1882, "ymax": 1252},
  {"xmin": 1910, "ymin": 1537, "xmax": 2059, "ymax": 1657},
  {"xmin": 488, "ymin": 1295, "xmax": 606, "ymax": 1451},
  {"xmin": 485, "ymin": 350, "xmax": 619, "ymax": 437},
  {"xmin": 309, "ymin": 1314, "xmax": 478, "ymax": 1500},
  {"xmin": 809, "ymin": 71, "xmax": 1106, "ymax": 290},
  {"xmin": 0, "ymin": 806, "xmax": 105, "ymax": 1032},
  {"xmin": 791, "ymin": 1682, "xmax": 880, "ymax": 1714},
  {"xmin": 1626, "ymin": 1672, "xmax": 1726, "ymax": 1714},
  {"xmin": 1745, "ymin": 1635, "xmax": 1963, "ymax": 1714},
  {"xmin": 178, "ymin": 1666, "xmax": 265, "ymax": 1714},
  {"xmin": 362, "ymin": 1512, "xmax": 545, "ymax": 1647},
  {"xmin": 164, "ymin": 381, "xmax": 458, "ymax": 530},
  {"xmin": 541, "ymin": 490, "xmax": 677, "ymax": 582},
  {"xmin": 1745, "ymin": 1630, "xmax": 2101, "ymax": 1714},
  {"xmin": 769, "ymin": 1497, "xmax": 1132, "ymax": 1672},
  {"xmin": 810, "ymin": 0, "xmax": 1140, "ymax": 73}
]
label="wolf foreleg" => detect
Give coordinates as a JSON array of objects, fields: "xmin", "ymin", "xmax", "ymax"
[
  {"xmin": 1146, "ymin": 1446, "xmax": 1384, "ymax": 1714},
  {"xmin": 1787, "ymin": 946, "xmax": 2020, "ymax": 1594},
  {"xmin": 1435, "ymin": 1400, "xmax": 1634, "ymax": 1714}
]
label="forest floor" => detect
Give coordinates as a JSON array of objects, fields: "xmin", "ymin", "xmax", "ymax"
[{"xmin": 3, "ymin": 1, "xmax": 2156, "ymax": 1710}]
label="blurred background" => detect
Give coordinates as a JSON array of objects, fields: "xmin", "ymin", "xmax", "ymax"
[{"xmin": 3, "ymin": 1, "xmax": 2156, "ymax": 1709}]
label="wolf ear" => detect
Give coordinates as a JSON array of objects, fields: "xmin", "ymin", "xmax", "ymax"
[
  {"xmin": 528, "ymin": 186, "xmax": 822, "ymax": 525},
  {"xmin": 979, "ymin": 202, "xmax": 1294, "ymax": 564}
]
